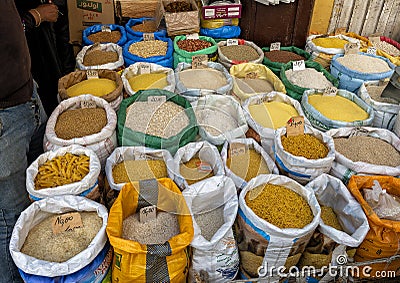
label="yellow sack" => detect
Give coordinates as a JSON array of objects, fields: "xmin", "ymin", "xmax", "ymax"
[
  {"xmin": 345, "ymin": 32, "xmax": 372, "ymax": 49},
  {"xmin": 229, "ymin": 63, "xmax": 286, "ymax": 103},
  {"xmin": 200, "ymin": 17, "xmax": 239, "ymax": 29},
  {"xmin": 106, "ymin": 178, "xmax": 194, "ymax": 283},
  {"xmin": 348, "ymin": 175, "xmax": 400, "ymax": 279}
]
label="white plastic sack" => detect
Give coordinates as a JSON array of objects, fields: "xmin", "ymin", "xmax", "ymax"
[
  {"xmin": 105, "ymin": 146, "xmax": 175, "ymax": 191},
  {"xmin": 44, "ymin": 95, "xmax": 118, "ymax": 167},
  {"xmin": 76, "ymin": 43, "xmax": 124, "ymax": 71},
  {"xmin": 121, "ymin": 62, "xmax": 175, "ymax": 96},
  {"xmin": 238, "ymin": 174, "xmax": 320, "ymax": 281},
  {"xmin": 242, "ymin": 91, "xmax": 309, "ymax": 155},
  {"xmin": 171, "ymin": 141, "xmax": 225, "ymax": 191},
  {"xmin": 305, "ymin": 34, "xmax": 359, "ymax": 57},
  {"xmin": 274, "ymin": 126, "xmax": 335, "ymax": 184},
  {"xmin": 306, "ymin": 174, "xmax": 369, "ymax": 247},
  {"xmin": 183, "ymin": 176, "xmax": 239, "ymax": 282},
  {"xmin": 358, "ymin": 81, "xmax": 400, "ymax": 131},
  {"xmin": 326, "ymin": 127, "xmax": 400, "ymax": 183},
  {"xmin": 26, "ymin": 145, "xmax": 101, "ymax": 201},
  {"xmin": 221, "ymin": 138, "xmax": 279, "ymax": 190},
  {"xmin": 10, "ymin": 195, "xmax": 108, "ymax": 277},
  {"xmin": 192, "ymin": 95, "xmax": 248, "ymax": 145},
  {"xmin": 217, "ymin": 40, "xmax": 264, "ymax": 70}
]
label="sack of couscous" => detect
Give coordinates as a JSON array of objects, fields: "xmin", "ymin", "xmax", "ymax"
[
  {"xmin": 301, "ymin": 89, "xmax": 374, "ymax": 132},
  {"xmin": 76, "ymin": 43, "xmax": 124, "ymax": 71},
  {"xmin": 221, "ymin": 138, "xmax": 278, "ymax": 191},
  {"xmin": 107, "ymin": 178, "xmax": 194, "ymax": 283},
  {"xmin": 10, "ymin": 195, "xmax": 110, "ymax": 282},
  {"xmin": 274, "ymin": 125, "xmax": 335, "ymax": 184},
  {"xmin": 121, "ymin": 62, "xmax": 175, "ymax": 96},
  {"xmin": 183, "ymin": 176, "xmax": 239, "ymax": 282},
  {"xmin": 237, "ymin": 174, "xmax": 320, "ymax": 281},
  {"xmin": 326, "ymin": 127, "xmax": 400, "ymax": 184},
  {"xmin": 171, "ymin": 141, "xmax": 225, "ymax": 191},
  {"xmin": 58, "ymin": 69, "xmax": 123, "ymax": 111},
  {"xmin": 44, "ymin": 95, "xmax": 118, "ymax": 167}
]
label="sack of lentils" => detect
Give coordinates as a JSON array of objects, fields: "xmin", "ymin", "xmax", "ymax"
[
  {"xmin": 193, "ymin": 95, "xmax": 248, "ymax": 145},
  {"xmin": 171, "ymin": 141, "xmax": 225, "ymax": 191},
  {"xmin": 117, "ymin": 89, "xmax": 198, "ymax": 155},
  {"xmin": 237, "ymin": 174, "xmax": 320, "ymax": 280},
  {"xmin": 262, "ymin": 46, "xmax": 312, "ymax": 76},
  {"xmin": 26, "ymin": 145, "xmax": 101, "ymax": 202},
  {"xmin": 44, "ymin": 95, "xmax": 118, "ymax": 167},
  {"xmin": 76, "ymin": 43, "xmax": 124, "ymax": 71},
  {"xmin": 10, "ymin": 195, "xmax": 110, "ymax": 282},
  {"xmin": 58, "ymin": 69, "xmax": 123, "ymax": 111},
  {"xmin": 330, "ymin": 53, "xmax": 395, "ymax": 92},
  {"xmin": 173, "ymin": 35, "xmax": 218, "ymax": 68},
  {"xmin": 183, "ymin": 175, "xmax": 239, "ymax": 282},
  {"xmin": 121, "ymin": 62, "xmax": 175, "ymax": 96},
  {"xmin": 125, "ymin": 17, "xmax": 167, "ymax": 40},
  {"xmin": 175, "ymin": 62, "xmax": 233, "ymax": 102},
  {"xmin": 106, "ymin": 178, "xmax": 194, "ymax": 282},
  {"xmin": 82, "ymin": 24, "xmax": 127, "ymax": 46},
  {"xmin": 242, "ymin": 92, "xmax": 308, "ymax": 154},
  {"xmin": 358, "ymin": 81, "xmax": 400, "ymax": 131},
  {"xmin": 326, "ymin": 127, "xmax": 400, "ymax": 184},
  {"xmin": 305, "ymin": 34, "xmax": 359, "ymax": 69},
  {"xmin": 217, "ymin": 39, "xmax": 264, "ymax": 70},
  {"xmin": 274, "ymin": 125, "xmax": 335, "ymax": 184},
  {"xmin": 366, "ymin": 36, "xmax": 400, "ymax": 66},
  {"xmin": 123, "ymin": 36, "xmax": 174, "ymax": 68},
  {"xmin": 301, "ymin": 89, "xmax": 374, "ymax": 132},
  {"xmin": 221, "ymin": 138, "xmax": 279, "ymax": 191},
  {"xmin": 230, "ymin": 63, "xmax": 286, "ymax": 103},
  {"xmin": 105, "ymin": 146, "xmax": 174, "ymax": 192},
  {"xmin": 280, "ymin": 60, "xmax": 339, "ymax": 101}
]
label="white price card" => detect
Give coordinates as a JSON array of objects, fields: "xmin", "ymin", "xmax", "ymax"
[
  {"xmin": 186, "ymin": 33, "xmax": 199, "ymax": 40},
  {"xmin": 101, "ymin": 25, "xmax": 112, "ymax": 32},
  {"xmin": 143, "ymin": 33, "xmax": 155, "ymax": 41},
  {"xmin": 344, "ymin": 43, "xmax": 359, "ymax": 54},
  {"xmin": 52, "ymin": 212, "xmax": 83, "ymax": 234},
  {"xmin": 148, "ymin": 95, "xmax": 166, "ymax": 104},
  {"xmin": 139, "ymin": 63, "xmax": 151, "ymax": 74},
  {"xmin": 292, "ymin": 60, "xmax": 305, "ymax": 71},
  {"xmin": 366, "ymin": 47, "xmax": 377, "ymax": 55},
  {"xmin": 86, "ymin": 69, "xmax": 99, "ymax": 79},
  {"xmin": 323, "ymin": 86, "xmax": 338, "ymax": 96},
  {"xmin": 81, "ymin": 100, "xmax": 97, "ymax": 108},
  {"xmin": 192, "ymin": 54, "xmax": 208, "ymax": 69},
  {"xmin": 226, "ymin": 39, "xmax": 239, "ymax": 46},
  {"xmin": 270, "ymin": 42, "xmax": 281, "ymax": 51},
  {"xmin": 140, "ymin": 205, "xmax": 157, "ymax": 223},
  {"xmin": 229, "ymin": 143, "xmax": 246, "ymax": 157}
]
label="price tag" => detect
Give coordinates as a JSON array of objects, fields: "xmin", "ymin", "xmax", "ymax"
[
  {"xmin": 196, "ymin": 161, "xmax": 212, "ymax": 172},
  {"xmin": 323, "ymin": 86, "xmax": 338, "ymax": 96},
  {"xmin": 148, "ymin": 95, "xmax": 166, "ymax": 104},
  {"xmin": 186, "ymin": 33, "xmax": 199, "ymax": 40},
  {"xmin": 101, "ymin": 25, "xmax": 112, "ymax": 33},
  {"xmin": 192, "ymin": 54, "xmax": 208, "ymax": 69},
  {"xmin": 140, "ymin": 205, "xmax": 157, "ymax": 223},
  {"xmin": 270, "ymin": 42, "xmax": 281, "ymax": 51},
  {"xmin": 226, "ymin": 39, "xmax": 239, "ymax": 46},
  {"xmin": 143, "ymin": 33, "xmax": 155, "ymax": 41},
  {"xmin": 245, "ymin": 72, "xmax": 258, "ymax": 79},
  {"xmin": 139, "ymin": 63, "xmax": 151, "ymax": 74},
  {"xmin": 134, "ymin": 151, "xmax": 147, "ymax": 160},
  {"xmin": 369, "ymin": 36, "xmax": 381, "ymax": 44},
  {"xmin": 292, "ymin": 60, "xmax": 306, "ymax": 71},
  {"xmin": 81, "ymin": 100, "xmax": 97, "ymax": 108},
  {"xmin": 229, "ymin": 143, "xmax": 246, "ymax": 157},
  {"xmin": 86, "ymin": 69, "xmax": 99, "ymax": 79},
  {"xmin": 52, "ymin": 212, "xmax": 83, "ymax": 234},
  {"xmin": 366, "ymin": 47, "xmax": 377, "ymax": 55},
  {"xmin": 286, "ymin": 116, "xmax": 304, "ymax": 137},
  {"xmin": 344, "ymin": 43, "xmax": 359, "ymax": 54}
]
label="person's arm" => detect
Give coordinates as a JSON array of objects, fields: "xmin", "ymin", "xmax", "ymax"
[{"xmin": 15, "ymin": 1, "xmax": 59, "ymax": 32}]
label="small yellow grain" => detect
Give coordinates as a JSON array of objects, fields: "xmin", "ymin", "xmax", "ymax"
[
  {"xmin": 321, "ymin": 205, "xmax": 343, "ymax": 231},
  {"xmin": 127, "ymin": 73, "xmax": 168, "ymax": 92},
  {"xmin": 227, "ymin": 148, "xmax": 269, "ymax": 181},
  {"xmin": 112, "ymin": 159, "xmax": 168, "ymax": 183},
  {"xmin": 66, "ymin": 78, "xmax": 117, "ymax": 98},
  {"xmin": 180, "ymin": 156, "xmax": 214, "ymax": 185},
  {"xmin": 312, "ymin": 37, "xmax": 348, "ymax": 49},
  {"xmin": 281, "ymin": 134, "xmax": 329, "ymax": 159},
  {"xmin": 249, "ymin": 101, "xmax": 299, "ymax": 129}
]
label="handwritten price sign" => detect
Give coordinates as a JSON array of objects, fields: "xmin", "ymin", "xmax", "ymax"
[
  {"xmin": 323, "ymin": 86, "xmax": 338, "ymax": 96},
  {"xmin": 344, "ymin": 43, "xmax": 359, "ymax": 54},
  {"xmin": 270, "ymin": 42, "xmax": 281, "ymax": 51},
  {"xmin": 286, "ymin": 116, "xmax": 304, "ymax": 136},
  {"xmin": 52, "ymin": 212, "xmax": 83, "ymax": 234},
  {"xmin": 140, "ymin": 205, "xmax": 156, "ymax": 223},
  {"xmin": 229, "ymin": 143, "xmax": 246, "ymax": 157},
  {"xmin": 86, "ymin": 69, "xmax": 99, "ymax": 79},
  {"xmin": 81, "ymin": 100, "xmax": 97, "ymax": 108},
  {"xmin": 292, "ymin": 60, "xmax": 305, "ymax": 71},
  {"xmin": 147, "ymin": 95, "xmax": 166, "ymax": 104},
  {"xmin": 192, "ymin": 55, "xmax": 208, "ymax": 69},
  {"xmin": 143, "ymin": 33, "xmax": 155, "ymax": 41},
  {"xmin": 227, "ymin": 39, "xmax": 239, "ymax": 46}
]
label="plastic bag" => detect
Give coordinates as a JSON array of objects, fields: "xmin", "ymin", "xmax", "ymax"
[
  {"xmin": 364, "ymin": 180, "xmax": 400, "ymax": 220},
  {"xmin": 76, "ymin": 43, "xmax": 124, "ymax": 71},
  {"xmin": 200, "ymin": 26, "xmax": 241, "ymax": 39}
]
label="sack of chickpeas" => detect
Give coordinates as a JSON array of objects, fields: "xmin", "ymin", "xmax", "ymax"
[
  {"xmin": 58, "ymin": 69, "xmax": 123, "ymax": 111},
  {"xmin": 106, "ymin": 178, "xmax": 194, "ymax": 282},
  {"xmin": 236, "ymin": 174, "xmax": 320, "ymax": 281},
  {"xmin": 26, "ymin": 145, "xmax": 101, "ymax": 202},
  {"xmin": 171, "ymin": 141, "xmax": 225, "ymax": 191},
  {"xmin": 44, "ymin": 95, "xmax": 118, "ymax": 167},
  {"xmin": 274, "ymin": 125, "xmax": 335, "ymax": 184},
  {"xmin": 76, "ymin": 43, "xmax": 124, "ymax": 71},
  {"xmin": 183, "ymin": 175, "xmax": 239, "ymax": 282},
  {"xmin": 221, "ymin": 138, "xmax": 278, "ymax": 191},
  {"xmin": 10, "ymin": 195, "xmax": 111, "ymax": 282}
]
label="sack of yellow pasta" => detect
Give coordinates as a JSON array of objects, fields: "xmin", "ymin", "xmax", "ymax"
[
  {"xmin": 26, "ymin": 145, "xmax": 101, "ymax": 202},
  {"xmin": 107, "ymin": 178, "xmax": 193, "ymax": 282}
]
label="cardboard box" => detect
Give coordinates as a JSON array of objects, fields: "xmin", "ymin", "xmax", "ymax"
[
  {"xmin": 115, "ymin": 0, "xmax": 160, "ymax": 19},
  {"xmin": 68, "ymin": 0, "xmax": 115, "ymax": 45},
  {"xmin": 162, "ymin": 0, "xmax": 200, "ymax": 36},
  {"xmin": 201, "ymin": 0, "xmax": 241, "ymax": 20}
]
